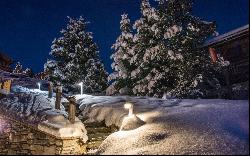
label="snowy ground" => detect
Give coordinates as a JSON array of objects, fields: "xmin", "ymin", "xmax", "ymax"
[
  {"xmin": 1, "ymin": 70, "xmax": 248, "ymax": 154},
  {"xmin": 0, "ymin": 70, "xmax": 67, "ymax": 125},
  {"xmin": 0, "ymin": 70, "xmax": 87, "ymax": 141},
  {"xmin": 77, "ymin": 94, "xmax": 249, "ymax": 155}
]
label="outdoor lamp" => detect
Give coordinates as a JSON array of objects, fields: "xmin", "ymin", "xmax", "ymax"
[
  {"xmin": 37, "ymin": 82, "xmax": 41, "ymax": 90},
  {"xmin": 124, "ymin": 102, "xmax": 134, "ymax": 117},
  {"xmin": 78, "ymin": 82, "xmax": 83, "ymax": 95}
]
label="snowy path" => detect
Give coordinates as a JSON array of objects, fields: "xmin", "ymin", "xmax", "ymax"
[{"xmin": 77, "ymin": 94, "xmax": 249, "ymax": 155}]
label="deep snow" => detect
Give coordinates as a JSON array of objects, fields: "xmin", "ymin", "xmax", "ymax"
[
  {"xmin": 0, "ymin": 70, "xmax": 88, "ymax": 141},
  {"xmin": 1, "ymin": 70, "xmax": 248, "ymax": 154},
  {"xmin": 77, "ymin": 94, "xmax": 249, "ymax": 155}
]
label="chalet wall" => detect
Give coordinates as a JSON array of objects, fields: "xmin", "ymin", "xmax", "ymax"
[
  {"xmin": 0, "ymin": 114, "xmax": 86, "ymax": 155},
  {"xmin": 214, "ymin": 35, "xmax": 249, "ymax": 84}
]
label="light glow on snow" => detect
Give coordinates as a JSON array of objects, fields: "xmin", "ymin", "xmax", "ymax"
[
  {"xmin": 114, "ymin": 130, "xmax": 130, "ymax": 138},
  {"xmin": 137, "ymin": 111, "xmax": 161, "ymax": 122},
  {"xmin": 124, "ymin": 102, "xmax": 134, "ymax": 117}
]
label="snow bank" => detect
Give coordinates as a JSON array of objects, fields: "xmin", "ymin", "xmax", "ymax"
[
  {"xmin": 0, "ymin": 92, "xmax": 87, "ymax": 141},
  {"xmin": 0, "ymin": 70, "xmax": 87, "ymax": 141},
  {"xmin": 77, "ymin": 94, "xmax": 249, "ymax": 155},
  {"xmin": 78, "ymin": 94, "xmax": 181, "ymax": 127},
  {"xmin": 0, "ymin": 93, "xmax": 66, "ymax": 125},
  {"xmin": 120, "ymin": 114, "xmax": 145, "ymax": 131},
  {"xmin": 38, "ymin": 116, "xmax": 88, "ymax": 142},
  {"xmin": 0, "ymin": 70, "xmax": 68, "ymax": 124}
]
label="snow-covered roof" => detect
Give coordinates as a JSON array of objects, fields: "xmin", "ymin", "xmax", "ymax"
[
  {"xmin": 0, "ymin": 69, "xmax": 47, "ymax": 89},
  {"xmin": 204, "ymin": 24, "xmax": 249, "ymax": 47}
]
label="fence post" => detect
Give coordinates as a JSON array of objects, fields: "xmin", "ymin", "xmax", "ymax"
[
  {"xmin": 68, "ymin": 96, "xmax": 76, "ymax": 124},
  {"xmin": 0, "ymin": 80, "xmax": 11, "ymax": 95},
  {"xmin": 224, "ymin": 67, "xmax": 232, "ymax": 99},
  {"xmin": 55, "ymin": 86, "xmax": 62, "ymax": 110},
  {"xmin": 48, "ymin": 82, "xmax": 53, "ymax": 98}
]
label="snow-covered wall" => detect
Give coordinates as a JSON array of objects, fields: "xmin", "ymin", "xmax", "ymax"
[
  {"xmin": 0, "ymin": 114, "xmax": 86, "ymax": 155},
  {"xmin": 0, "ymin": 70, "xmax": 88, "ymax": 154},
  {"xmin": 1, "ymin": 69, "xmax": 88, "ymax": 139},
  {"xmin": 0, "ymin": 92, "xmax": 87, "ymax": 140}
]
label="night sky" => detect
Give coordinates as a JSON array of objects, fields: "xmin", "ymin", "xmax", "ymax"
[{"xmin": 0, "ymin": 0, "xmax": 249, "ymax": 74}]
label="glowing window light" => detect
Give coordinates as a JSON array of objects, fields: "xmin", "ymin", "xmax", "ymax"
[{"xmin": 124, "ymin": 102, "xmax": 134, "ymax": 117}]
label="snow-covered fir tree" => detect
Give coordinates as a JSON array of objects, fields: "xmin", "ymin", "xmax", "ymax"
[
  {"xmin": 83, "ymin": 58, "xmax": 108, "ymax": 94},
  {"xmin": 129, "ymin": 0, "xmax": 223, "ymax": 98},
  {"xmin": 107, "ymin": 14, "xmax": 135, "ymax": 95},
  {"xmin": 44, "ymin": 16, "xmax": 108, "ymax": 93},
  {"xmin": 23, "ymin": 68, "xmax": 34, "ymax": 77},
  {"xmin": 13, "ymin": 62, "xmax": 23, "ymax": 74},
  {"xmin": 130, "ymin": 0, "xmax": 164, "ymax": 97}
]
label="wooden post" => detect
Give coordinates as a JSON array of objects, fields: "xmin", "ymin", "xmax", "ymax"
[
  {"xmin": 48, "ymin": 82, "xmax": 53, "ymax": 98},
  {"xmin": 55, "ymin": 86, "xmax": 62, "ymax": 110},
  {"xmin": 224, "ymin": 67, "xmax": 232, "ymax": 99},
  {"xmin": 68, "ymin": 96, "xmax": 76, "ymax": 124}
]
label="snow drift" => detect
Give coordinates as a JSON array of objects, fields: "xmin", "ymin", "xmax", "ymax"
[
  {"xmin": 77, "ymin": 94, "xmax": 249, "ymax": 155},
  {"xmin": 0, "ymin": 70, "xmax": 88, "ymax": 142}
]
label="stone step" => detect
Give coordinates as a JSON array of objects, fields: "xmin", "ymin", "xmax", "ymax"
[
  {"xmin": 86, "ymin": 127, "xmax": 112, "ymax": 134},
  {"xmin": 84, "ymin": 121, "xmax": 106, "ymax": 128},
  {"xmin": 89, "ymin": 136, "xmax": 107, "ymax": 140},
  {"xmin": 84, "ymin": 121, "xmax": 119, "ymax": 153},
  {"xmin": 86, "ymin": 140, "xmax": 103, "ymax": 150}
]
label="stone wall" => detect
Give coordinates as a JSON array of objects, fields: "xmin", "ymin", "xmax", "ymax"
[{"xmin": 0, "ymin": 115, "xmax": 86, "ymax": 155}]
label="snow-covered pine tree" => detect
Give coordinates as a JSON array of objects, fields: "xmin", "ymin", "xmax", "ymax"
[
  {"xmin": 23, "ymin": 68, "xmax": 34, "ymax": 77},
  {"xmin": 13, "ymin": 62, "xmax": 23, "ymax": 74},
  {"xmin": 107, "ymin": 14, "xmax": 135, "ymax": 95},
  {"xmin": 157, "ymin": 0, "xmax": 222, "ymax": 98},
  {"xmin": 44, "ymin": 16, "xmax": 108, "ymax": 93},
  {"xmin": 131, "ymin": 0, "xmax": 222, "ymax": 98},
  {"xmin": 130, "ymin": 0, "xmax": 163, "ymax": 97},
  {"xmin": 83, "ymin": 58, "xmax": 108, "ymax": 94}
]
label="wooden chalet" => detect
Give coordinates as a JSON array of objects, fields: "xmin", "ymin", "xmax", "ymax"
[
  {"xmin": 0, "ymin": 52, "xmax": 13, "ymax": 72},
  {"xmin": 204, "ymin": 24, "xmax": 249, "ymax": 99}
]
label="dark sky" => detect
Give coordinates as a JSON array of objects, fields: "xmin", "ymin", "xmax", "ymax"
[{"xmin": 0, "ymin": 0, "xmax": 249, "ymax": 74}]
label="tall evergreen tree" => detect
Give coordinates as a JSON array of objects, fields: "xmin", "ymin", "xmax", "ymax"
[
  {"xmin": 13, "ymin": 62, "xmax": 23, "ymax": 74},
  {"xmin": 44, "ymin": 16, "xmax": 108, "ymax": 93},
  {"xmin": 131, "ymin": 0, "xmax": 223, "ymax": 98},
  {"xmin": 23, "ymin": 68, "xmax": 34, "ymax": 77},
  {"xmin": 130, "ymin": 0, "xmax": 163, "ymax": 97},
  {"xmin": 107, "ymin": 14, "xmax": 135, "ymax": 95}
]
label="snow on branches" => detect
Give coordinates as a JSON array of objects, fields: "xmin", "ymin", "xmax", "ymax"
[
  {"xmin": 108, "ymin": 0, "xmax": 223, "ymax": 98},
  {"xmin": 44, "ymin": 16, "xmax": 108, "ymax": 94}
]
